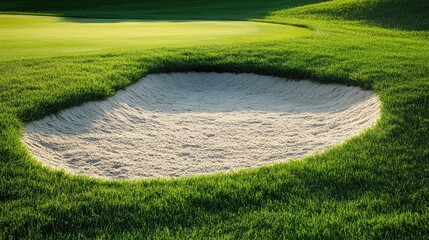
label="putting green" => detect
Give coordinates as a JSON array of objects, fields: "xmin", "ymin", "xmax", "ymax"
[{"xmin": 0, "ymin": 14, "xmax": 309, "ymax": 61}]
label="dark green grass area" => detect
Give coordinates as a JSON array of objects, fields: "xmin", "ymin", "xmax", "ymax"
[
  {"xmin": 0, "ymin": 0, "xmax": 326, "ymax": 20},
  {"xmin": 1, "ymin": 0, "xmax": 429, "ymax": 239},
  {"xmin": 271, "ymin": 0, "xmax": 429, "ymax": 31}
]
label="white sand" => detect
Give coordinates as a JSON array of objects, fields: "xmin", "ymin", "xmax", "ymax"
[{"xmin": 23, "ymin": 72, "xmax": 380, "ymax": 179}]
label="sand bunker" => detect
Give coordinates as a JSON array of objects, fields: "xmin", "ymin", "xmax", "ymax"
[{"xmin": 23, "ymin": 72, "xmax": 380, "ymax": 179}]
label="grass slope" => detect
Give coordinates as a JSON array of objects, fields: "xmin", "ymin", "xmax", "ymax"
[
  {"xmin": 1, "ymin": 0, "xmax": 429, "ymax": 239},
  {"xmin": 270, "ymin": 0, "xmax": 429, "ymax": 30}
]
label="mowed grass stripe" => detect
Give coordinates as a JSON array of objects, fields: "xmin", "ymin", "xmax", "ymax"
[{"xmin": 0, "ymin": 14, "xmax": 309, "ymax": 61}]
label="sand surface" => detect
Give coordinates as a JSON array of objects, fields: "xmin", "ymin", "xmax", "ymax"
[{"xmin": 23, "ymin": 72, "xmax": 380, "ymax": 179}]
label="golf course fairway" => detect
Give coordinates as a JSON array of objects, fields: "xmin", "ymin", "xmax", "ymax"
[
  {"xmin": 0, "ymin": 14, "xmax": 309, "ymax": 61},
  {"xmin": 1, "ymin": 0, "xmax": 428, "ymax": 238}
]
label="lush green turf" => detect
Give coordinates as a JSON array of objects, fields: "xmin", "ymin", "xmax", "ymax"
[
  {"xmin": 269, "ymin": 0, "xmax": 429, "ymax": 31},
  {"xmin": 0, "ymin": 14, "xmax": 308, "ymax": 61},
  {"xmin": 0, "ymin": 0, "xmax": 326, "ymax": 20},
  {"xmin": 1, "ymin": 0, "xmax": 429, "ymax": 239}
]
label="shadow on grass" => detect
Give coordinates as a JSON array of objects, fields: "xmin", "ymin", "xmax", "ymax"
[
  {"xmin": 341, "ymin": 0, "xmax": 429, "ymax": 31},
  {"xmin": 0, "ymin": 0, "xmax": 327, "ymax": 22},
  {"xmin": 295, "ymin": 0, "xmax": 429, "ymax": 31}
]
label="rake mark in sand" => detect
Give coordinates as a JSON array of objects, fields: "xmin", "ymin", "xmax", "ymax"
[{"xmin": 23, "ymin": 72, "xmax": 380, "ymax": 179}]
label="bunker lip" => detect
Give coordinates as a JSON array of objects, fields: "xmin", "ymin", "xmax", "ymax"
[{"xmin": 22, "ymin": 72, "xmax": 380, "ymax": 179}]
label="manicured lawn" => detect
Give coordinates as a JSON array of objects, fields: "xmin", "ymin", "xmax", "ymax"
[
  {"xmin": 0, "ymin": 0, "xmax": 325, "ymax": 20},
  {"xmin": 0, "ymin": 0, "xmax": 428, "ymax": 239},
  {"xmin": 0, "ymin": 14, "xmax": 309, "ymax": 61}
]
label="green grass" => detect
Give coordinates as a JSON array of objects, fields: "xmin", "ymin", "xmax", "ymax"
[
  {"xmin": 1, "ymin": 0, "xmax": 429, "ymax": 239},
  {"xmin": 0, "ymin": 0, "xmax": 326, "ymax": 20},
  {"xmin": 269, "ymin": 0, "xmax": 429, "ymax": 31},
  {"xmin": 0, "ymin": 14, "xmax": 309, "ymax": 61}
]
